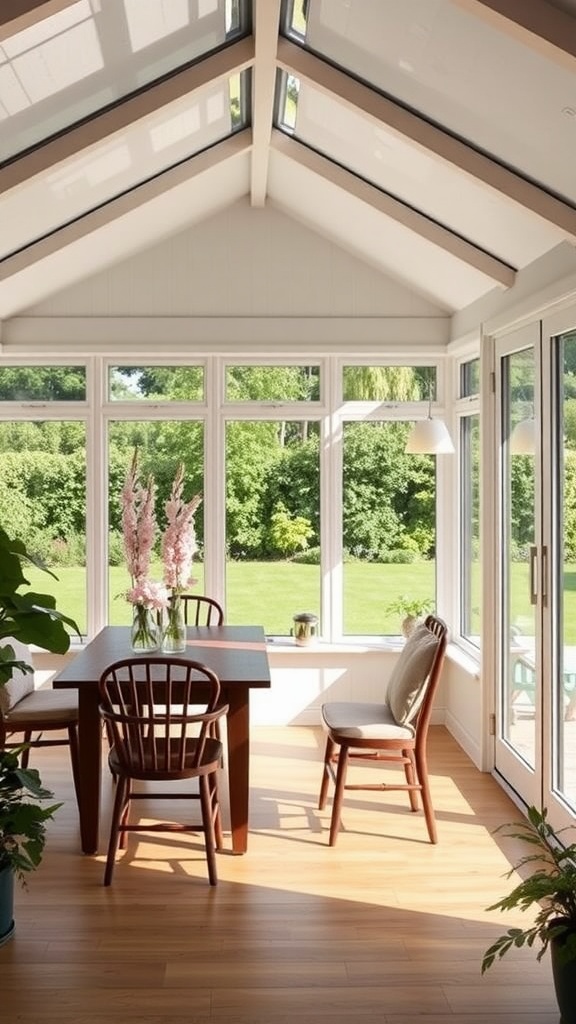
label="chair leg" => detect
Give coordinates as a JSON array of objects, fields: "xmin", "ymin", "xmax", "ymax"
[
  {"xmin": 328, "ymin": 743, "xmax": 350, "ymax": 847},
  {"xmin": 104, "ymin": 776, "xmax": 129, "ymax": 886},
  {"xmin": 208, "ymin": 771, "xmax": 224, "ymax": 850},
  {"xmin": 67, "ymin": 724, "xmax": 81, "ymax": 809},
  {"xmin": 200, "ymin": 774, "xmax": 218, "ymax": 886},
  {"xmin": 403, "ymin": 749, "xmax": 420, "ymax": 812},
  {"xmin": 21, "ymin": 732, "xmax": 32, "ymax": 768},
  {"xmin": 318, "ymin": 736, "xmax": 336, "ymax": 810},
  {"xmin": 119, "ymin": 788, "xmax": 131, "ymax": 850},
  {"xmin": 415, "ymin": 747, "xmax": 437, "ymax": 844}
]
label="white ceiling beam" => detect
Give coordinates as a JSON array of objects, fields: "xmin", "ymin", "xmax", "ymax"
[
  {"xmin": 0, "ymin": 131, "xmax": 252, "ymax": 280},
  {"xmin": 453, "ymin": 0, "xmax": 576, "ymax": 71},
  {"xmin": 0, "ymin": 36, "xmax": 255, "ymax": 194},
  {"xmin": 250, "ymin": 0, "xmax": 282, "ymax": 207},
  {"xmin": 0, "ymin": 0, "xmax": 77, "ymax": 40},
  {"xmin": 277, "ymin": 38, "xmax": 576, "ymax": 239},
  {"xmin": 272, "ymin": 131, "xmax": 516, "ymax": 288}
]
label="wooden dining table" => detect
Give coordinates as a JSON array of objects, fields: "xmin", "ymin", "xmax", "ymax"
[{"xmin": 52, "ymin": 624, "xmax": 271, "ymax": 856}]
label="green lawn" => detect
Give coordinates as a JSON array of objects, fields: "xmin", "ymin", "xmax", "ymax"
[{"xmin": 19, "ymin": 561, "xmax": 576, "ymax": 642}]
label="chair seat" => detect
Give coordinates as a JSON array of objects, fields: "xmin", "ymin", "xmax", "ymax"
[
  {"xmin": 108, "ymin": 736, "xmax": 223, "ymax": 779},
  {"xmin": 322, "ymin": 701, "xmax": 415, "ymax": 741},
  {"xmin": 5, "ymin": 688, "xmax": 79, "ymax": 725}
]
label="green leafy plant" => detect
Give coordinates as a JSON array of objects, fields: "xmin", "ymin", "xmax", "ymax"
[
  {"xmin": 482, "ymin": 806, "xmax": 576, "ymax": 972},
  {"xmin": 0, "ymin": 525, "xmax": 79, "ymax": 886},
  {"xmin": 0, "ymin": 746, "xmax": 61, "ymax": 885},
  {"xmin": 384, "ymin": 594, "xmax": 434, "ymax": 620},
  {"xmin": 0, "ymin": 526, "xmax": 79, "ymax": 684}
]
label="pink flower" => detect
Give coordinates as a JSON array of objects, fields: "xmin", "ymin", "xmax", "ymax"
[
  {"xmin": 161, "ymin": 464, "xmax": 202, "ymax": 593},
  {"xmin": 126, "ymin": 578, "xmax": 169, "ymax": 610},
  {"xmin": 121, "ymin": 450, "xmax": 156, "ymax": 585}
]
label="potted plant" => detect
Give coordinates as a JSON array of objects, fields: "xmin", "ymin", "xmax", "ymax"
[
  {"xmin": 0, "ymin": 747, "xmax": 61, "ymax": 945},
  {"xmin": 482, "ymin": 805, "xmax": 576, "ymax": 1023},
  {"xmin": 0, "ymin": 526, "xmax": 79, "ymax": 945},
  {"xmin": 384, "ymin": 594, "xmax": 434, "ymax": 638}
]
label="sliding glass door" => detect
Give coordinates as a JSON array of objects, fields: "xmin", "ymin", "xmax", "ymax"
[
  {"xmin": 494, "ymin": 325, "xmax": 541, "ymax": 808},
  {"xmin": 494, "ymin": 310, "xmax": 576, "ymax": 832}
]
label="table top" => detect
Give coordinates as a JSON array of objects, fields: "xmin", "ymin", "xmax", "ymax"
[{"xmin": 52, "ymin": 624, "xmax": 271, "ymax": 689}]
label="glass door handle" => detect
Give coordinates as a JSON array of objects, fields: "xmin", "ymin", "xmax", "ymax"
[
  {"xmin": 529, "ymin": 545, "xmax": 548, "ymax": 605},
  {"xmin": 529, "ymin": 545, "xmax": 538, "ymax": 605}
]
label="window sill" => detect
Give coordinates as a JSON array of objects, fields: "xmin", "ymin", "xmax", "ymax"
[
  {"xmin": 266, "ymin": 637, "xmax": 403, "ymax": 654},
  {"xmin": 446, "ymin": 642, "xmax": 481, "ymax": 679}
]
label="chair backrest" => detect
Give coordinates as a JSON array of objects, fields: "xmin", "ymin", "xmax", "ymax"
[
  {"xmin": 0, "ymin": 637, "xmax": 34, "ymax": 716},
  {"xmin": 385, "ymin": 614, "xmax": 448, "ymax": 732},
  {"xmin": 98, "ymin": 657, "xmax": 227, "ymax": 775},
  {"xmin": 180, "ymin": 595, "xmax": 224, "ymax": 627}
]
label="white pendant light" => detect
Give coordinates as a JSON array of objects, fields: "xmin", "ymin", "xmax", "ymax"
[
  {"xmin": 509, "ymin": 417, "xmax": 535, "ymax": 455},
  {"xmin": 405, "ymin": 388, "xmax": 455, "ymax": 455}
]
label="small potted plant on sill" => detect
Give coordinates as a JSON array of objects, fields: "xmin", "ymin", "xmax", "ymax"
[
  {"xmin": 0, "ymin": 526, "xmax": 79, "ymax": 946},
  {"xmin": 482, "ymin": 805, "xmax": 576, "ymax": 1024},
  {"xmin": 384, "ymin": 595, "xmax": 434, "ymax": 638}
]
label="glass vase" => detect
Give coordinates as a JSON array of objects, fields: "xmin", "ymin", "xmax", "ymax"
[
  {"xmin": 161, "ymin": 594, "xmax": 186, "ymax": 653},
  {"xmin": 130, "ymin": 603, "xmax": 160, "ymax": 652}
]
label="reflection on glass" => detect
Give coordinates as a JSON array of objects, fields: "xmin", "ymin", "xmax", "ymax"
[
  {"xmin": 460, "ymin": 414, "xmax": 480, "ymax": 645},
  {"xmin": 557, "ymin": 330, "xmax": 576, "ymax": 811},
  {"xmin": 460, "ymin": 358, "xmax": 480, "ymax": 398},
  {"xmin": 108, "ymin": 420, "xmax": 204, "ymax": 624},
  {"xmin": 225, "ymin": 420, "xmax": 320, "ymax": 632},
  {"xmin": 503, "ymin": 349, "xmax": 536, "ymax": 768},
  {"xmin": 0, "ymin": 0, "xmax": 248, "ymax": 161},
  {"xmin": 0, "ymin": 418, "xmax": 87, "ymax": 633},
  {"xmin": 342, "ymin": 421, "xmax": 435, "ymax": 635}
]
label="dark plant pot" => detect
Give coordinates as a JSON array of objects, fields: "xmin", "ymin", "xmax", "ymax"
[
  {"xmin": 550, "ymin": 926, "xmax": 576, "ymax": 1024},
  {"xmin": 0, "ymin": 865, "xmax": 15, "ymax": 947}
]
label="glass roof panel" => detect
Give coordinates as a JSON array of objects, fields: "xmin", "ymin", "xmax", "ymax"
[
  {"xmin": 287, "ymin": 0, "xmax": 576, "ymax": 204},
  {"xmin": 0, "ymin": 0, "xmax": 249, "ymax": 162},
  {"xmin": 0, "ymin": 70, "xmax": 249, "ymax": 261},
  {"xmin": 283, "ymin": 79, "xmax": 564, "ymax": 267}
]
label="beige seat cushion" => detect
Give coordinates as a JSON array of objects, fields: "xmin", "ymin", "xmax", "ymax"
[
  {"xmin": 0, "ymin": 637, "xmax": 34, "ymax": 715},
  {"xmin": 322, "ymin": 701, "xmax": 415, "ymax": 740},
  {"xmin": 386, "ymin": 622, "xmax": 440, "ymax": 726},
  {"xmin": 4, "ymin": 687, "xmax": 78, "ymax": 724}
]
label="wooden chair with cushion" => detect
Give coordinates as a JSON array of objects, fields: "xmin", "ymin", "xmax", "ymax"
[
  {"xmin": 180, "ymin": 595, "xmax": 224, "ymax": 627},
  {"xmin": 0, "ymin": 636, "xmax": 80, "ymax": 802},
  {"xmin": 318, "ymin": 614, "xmax": 448, "ymax": 845},
  {"xmin": 98, "ymin": 656, "xmax": 228, "ymax": 887}
]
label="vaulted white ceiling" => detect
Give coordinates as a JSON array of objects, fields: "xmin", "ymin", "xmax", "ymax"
[{"xmin": 0, "ymin": 0, "xmax": 575, "ymax": 320}]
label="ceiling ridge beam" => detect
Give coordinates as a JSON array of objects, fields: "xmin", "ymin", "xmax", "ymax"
[
  {"xmin": 277, "ymin": 38, "xmax": 576, "ymax": 238},
  {"xmin": 250, "ymin": 0, "xmax": 282, "ymax": 207},
  {"xmin": 453, "ymin": 0, "xmax": 576, "ymax": 71},
  {"xmin": 0, "ymin": 130, "xmax": 252, "ymax": 281},
  {"xmin": 0, "ymin": 0, "xmax": 76, "ymax": 40},
  {"xmin": 0, "ymin": 36, "xmax": 255, "ymax": 194},
  {"xmin": 271, "ymin": 130, "xmax": 516, "ymax": 287}
]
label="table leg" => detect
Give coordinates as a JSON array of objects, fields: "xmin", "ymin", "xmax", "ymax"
[
  {"xmin": 77, "ymin": 685, "xmax": 102, "ymax": 855},
  {"xmin": 225, "ymin": 686, "xmax": 250, "ymax": 854}
]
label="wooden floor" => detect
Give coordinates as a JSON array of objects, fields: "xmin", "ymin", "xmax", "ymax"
[{"xmin": 1, "ymin": 726, "xmax": 561, "ymax": 1023}]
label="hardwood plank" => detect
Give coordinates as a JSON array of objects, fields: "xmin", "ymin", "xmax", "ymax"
[{"xmin": 1, "ymin": 725, "xmax": 560, "ymax": 1022}]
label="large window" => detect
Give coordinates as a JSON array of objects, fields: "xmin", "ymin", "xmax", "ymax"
[
  {"xmin": 0, "ymin": 357, "xmax": 451, "ymax": 642},
  {"xmin": 0, "ymin": 363, "xmax": 87, "ymax": 632}
]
